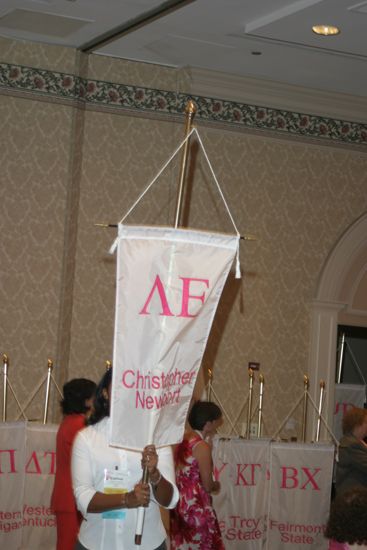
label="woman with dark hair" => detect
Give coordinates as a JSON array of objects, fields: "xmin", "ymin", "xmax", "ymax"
[
  {"xmin": 325, "ymin": 487, "xmax": 367, "ymax": 549},
  {"xmin": 71, "ymin": 367, "xmax": 178, "ymax": 550},
  {"xmin": 170, "ymin": 400, "xmax": 224, "ymax": 550},
  {"xmin": 335, "ymin": 407, "xmax": 367, "ymax": 495},
  {"xmin": 51, "ymin": 377, "xmax": 96, "ymax": 550}
]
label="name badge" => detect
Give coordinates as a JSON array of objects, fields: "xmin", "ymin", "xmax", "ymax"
[{"xmin": 102, "ymin": 468, "xmax": 130, "ymax": 520}]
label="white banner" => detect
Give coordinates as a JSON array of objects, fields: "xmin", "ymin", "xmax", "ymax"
[
  {"xmin": 333, "ymin": 383, "xmax": 366, "ymax": 441},
  {"xmin": 212, "ymin": 438, "xmax": 270, "ymax": 550},
  {"xmin": 266, "ymin": 442, "xmax": 334, "ymax": 550},
  {"xmin": 110, "ymin": 225, "xmax": 238, "ymax": 449},
  {"xmin": 0, "ymin": 422, "xmax": 57, "ymax": 550},
  {"xmin": 0, "ymin": 422, "xmax": 26, "ymax": 549},
  {"xmin": 20, "ymin": 423, "xmax": 57, "ymax": 550},
  {"xmin": 0, "ymin": 426, "xmax": 335, "ymax": 550}
]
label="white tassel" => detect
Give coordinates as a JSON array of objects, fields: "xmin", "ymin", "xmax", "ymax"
[
  {"xmin": 235, "ymin": 242, "xmax": 241, "ymax": 279},
  {"xmin": 109, "ymin": 237, "xmax": 119, "ymax": 255}
]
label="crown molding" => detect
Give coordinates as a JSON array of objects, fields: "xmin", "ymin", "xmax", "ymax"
[{"xmin": 187, "ymin": 68, "xmax": 367, "ymax": 124}]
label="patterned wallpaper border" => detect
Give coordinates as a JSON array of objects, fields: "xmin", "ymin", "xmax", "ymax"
[{"xmin": 1, "ymin": 62, "xmax": 367, "ymax": 146}]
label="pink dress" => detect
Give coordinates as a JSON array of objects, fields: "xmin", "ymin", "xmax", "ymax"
[{"xmin": 170, "ymin": 435, "xmax": 224, "ymax": 550}]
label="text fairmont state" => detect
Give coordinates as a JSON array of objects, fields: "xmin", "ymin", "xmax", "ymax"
[
  {"xmin": 121, "ymin": 368, "xmax": 196, "ymax": 411},
  {"xmin": 270, "ymin": 520, "xmax": 326, "ymax": 544}
]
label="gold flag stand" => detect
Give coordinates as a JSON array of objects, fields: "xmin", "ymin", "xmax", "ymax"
[
  {"xmin": 15, "ymin": 358, "xmax": 63, "ymax": 423},
  {"xmin": 205, "ymin": 368, "xmax": 239, "ymax": 436},
  {"xmin": 2, "ymin": 354, "xmax": 27, "ymax": 421},
  {"xmin": 271, "ymin": 377, "xmax": 338, "ymax": 444}
]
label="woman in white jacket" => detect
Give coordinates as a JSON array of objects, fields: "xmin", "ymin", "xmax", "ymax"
[{"xmin": 72, "ymin": 367, "xmax": 178, "ymax": 550}]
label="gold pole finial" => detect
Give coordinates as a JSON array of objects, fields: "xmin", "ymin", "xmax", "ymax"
[
  {"xmin": 106, "ymin": 360, "xmax": 112, "ymax": 370},
  {"xmin": 3, "ymin": 354, "xmax": 8, "ymax": 364},
  {"xmin": 320, "ymin": 380, "xmax": 325, "ymax": 389},
  {"xmin": 303, "ymin": 375, "xmax": 309, "ymax": 387},
  {"xmin": 259, "ymin": 374, "xmax": 264, "ymax": 383},
  {"xmin": 207, "ymin": 368, "xmax": 212, "ymax": 379},
  {"xmin": 185, "ymin": 100, "xmax": 196, "ymax": 116},
  {"xmin": 47, "ymin": 358, "xmax": 53, "ymax": 370},
  {"xmin": 248, "ymin": 367, "xmax": 254, "ymax": 378}
]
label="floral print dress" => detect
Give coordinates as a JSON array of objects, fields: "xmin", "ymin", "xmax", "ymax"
[{"xmin": 170, "ymin": 434, "xmax": 225, "ymax": 550}]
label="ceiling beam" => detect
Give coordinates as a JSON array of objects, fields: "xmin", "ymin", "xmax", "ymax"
[{"xmin": 79, "ymin": 0, "xmax": 197, "ymax": 54}]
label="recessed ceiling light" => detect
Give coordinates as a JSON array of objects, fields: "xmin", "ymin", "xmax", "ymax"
[
  {"xmin": 251, "ymin": 51, "xmax": 262, "ymax": 56},
  {"xmin": 312, "ymin": 25, "xmax": 340, "ymax": 36}
]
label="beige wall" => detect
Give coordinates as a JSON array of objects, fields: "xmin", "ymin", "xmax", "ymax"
[{"xmin": 1, "ymin": 38, "xmax": 366, "ymax": 434}]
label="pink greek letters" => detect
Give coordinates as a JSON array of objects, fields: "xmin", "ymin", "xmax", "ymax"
[{"xmin": 139, "ymin": 275, "xmax": 209, "ymax": 317}]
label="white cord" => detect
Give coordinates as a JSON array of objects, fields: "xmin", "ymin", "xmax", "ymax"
[
  {"xmin": 110, "ymin": 127, "xmax": 241, "ymax": 278},
  {"xmin": 119, "ymin": 127, "xmax": 196, "ymax": 225}
]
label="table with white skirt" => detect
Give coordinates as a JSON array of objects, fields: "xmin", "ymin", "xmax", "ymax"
[{"xmin": 0, "ymin": 423, "xmax": 334, "ymax": 550}]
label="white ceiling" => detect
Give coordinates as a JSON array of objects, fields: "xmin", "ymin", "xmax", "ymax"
[{"xmin": 1, "ymin": 0, "xmax": 367, "ymax": 98}]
